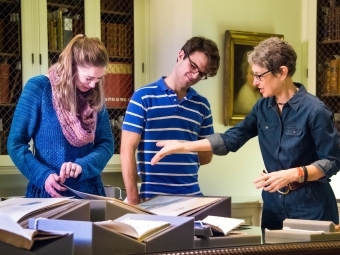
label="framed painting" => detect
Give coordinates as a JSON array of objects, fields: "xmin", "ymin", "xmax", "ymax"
[{"xmin": 223, "ymin": 30, "xmax": 284, "ymax": 126}]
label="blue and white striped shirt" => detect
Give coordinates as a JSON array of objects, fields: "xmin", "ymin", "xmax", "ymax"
[{"xmin": 122, "ymin": 77, "xmax": 214, "ymax": 199}]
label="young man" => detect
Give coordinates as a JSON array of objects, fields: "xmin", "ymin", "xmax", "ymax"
[{"xmin": 121, "ymin": 36, "xmax": 220, "ymax": 205}]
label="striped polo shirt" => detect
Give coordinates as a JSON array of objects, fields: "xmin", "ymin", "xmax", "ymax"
[{"xmin": 122, "ymin": 77, "xmax": 214, "ymax": 199}]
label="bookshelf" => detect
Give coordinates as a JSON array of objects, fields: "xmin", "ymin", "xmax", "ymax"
[
  {"xmin": 46, "ymin": 0, "xmax": 85, "ymax": 65},
  {"xmin": 316, "ymin": 0, "xmax": 340, "ymax": 131},
  {"xmin": 0, "ymin": 0, "xmax": 21, "ymax": 155},
  {"xmin": 100, "ymin": 0, "xmax": 134, "ymax": 154},
  {"xmin": 0, "ymin": 0, "xmax": 139, "ymax": 172}
]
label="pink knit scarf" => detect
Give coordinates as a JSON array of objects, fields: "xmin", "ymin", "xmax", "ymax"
[{"xmin": 49, "ymin": 65, "xmax": 97, "ymax": 147}]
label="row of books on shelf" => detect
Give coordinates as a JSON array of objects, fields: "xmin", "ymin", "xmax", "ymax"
[
  {"xmin": 322, "ymin": 6, "xmax": 340, "ymax": 41},
  {"xmin": 47, "ymin": 9, "xmax": 83, "ymax": 51},
  {"xmin": 323, "ymin": 57, "xmax": 340, "ymax": 95},
  {"xmin": 101, "ymin": 22, "xmax": 131, "ymax": 57}
]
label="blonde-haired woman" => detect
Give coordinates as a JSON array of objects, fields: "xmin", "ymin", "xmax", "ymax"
[{"xmin": 8, "ymin": 34, "xmax": 114, "ymax": 198}]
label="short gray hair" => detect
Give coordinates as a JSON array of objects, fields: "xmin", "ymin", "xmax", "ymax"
[{"xmin": 247, "ymin": 37, "xmax": 297, "ymax": 77}]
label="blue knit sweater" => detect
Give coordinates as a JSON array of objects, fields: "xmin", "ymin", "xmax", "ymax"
[{"xmin": 7, "ymin": 75, "xmax": 114, "ymax": 198}]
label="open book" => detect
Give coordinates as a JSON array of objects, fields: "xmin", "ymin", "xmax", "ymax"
[
  {"xmin": 0, "ymin": 212, "xmax": 67, "ymax": 250},
  {"xmin": 63, "ymin": 185, "xmax": 222, "ymax": 217},
  {"xmin": 95, "ymin": 218, "xmax": 170, "ymax": 242},
  {"xmin": 0, "ymin": 197, "xmax": 81, "ymax": 227},
  {"xmin": 201, "ymin": 215, "xmax": 245, "ymax": 236}
]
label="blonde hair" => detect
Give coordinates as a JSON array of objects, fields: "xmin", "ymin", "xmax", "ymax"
[{"xmin": 52, "ymin": 34, "xmax": 109, "ymax": 114}]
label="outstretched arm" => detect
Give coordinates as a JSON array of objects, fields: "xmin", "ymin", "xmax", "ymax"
[{"xmin": 151, "ymin": 139, "xmax": 212, "ymax": 165}]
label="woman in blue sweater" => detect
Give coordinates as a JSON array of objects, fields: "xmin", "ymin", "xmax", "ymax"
[{"xmin": 7, "ymin": 34, "xmax": 114, "ymax": 198}]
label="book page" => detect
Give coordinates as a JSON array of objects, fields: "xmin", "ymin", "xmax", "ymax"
[
  {"xmin": 96, "ymin": 218, "xmax": 170, "ymax": 241},
  {"xmin": 63, "ymin": 184, "xmax": 152, "ymax": 214},
  {"xmin": 0, "ymin": 197, "xmax": 71, "ymax": 222},
  {"xmin": 0, "ymin": 212, "xmax": 32, "ymax": 240},
  {"xmin": 138, "ymin": 196, "xmax": 222, "ymax": 216},
  {"xmin": 0, "ymin": 212, "xmax": 67, "ymax": 250},
  {"xmin": 202, "ymin": 215, "xmax": 245, "ymax": 235}
]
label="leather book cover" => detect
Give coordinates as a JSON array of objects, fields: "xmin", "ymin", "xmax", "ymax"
[{"xmin": 103, "ymin": 62, "xmax": 133, "ymax": 107}]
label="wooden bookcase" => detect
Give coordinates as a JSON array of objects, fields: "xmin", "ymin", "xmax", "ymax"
[
  {"xmin": 316, "ymin": 0, "xmax": 340, "ymax": 130},
  {"xmin": 0, "ymin": 0, "xmax": 134, "ymax": 156},
  {"xmin": 100, "ymin": 0, "xmax": 134, "ymax": 154},
  {"xmin": 0, "ymin": 0, "xmax": 21, "ymax": 155}
]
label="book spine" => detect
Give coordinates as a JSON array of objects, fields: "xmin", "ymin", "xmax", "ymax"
[
  {"xmin": 106, "ymin": 23, "xmax": 119, "ymax": 56},
  {"xmin": 63, "ymin": 16, "xmax": 73, "ymax": 48},
  {"xmin": 0, "ymin": 63, "xmax": 10, "ymax": 104},
  {"xmin": 329, "ymin": 59, "xmax": 338, "ymax": 94},
  {"xmin": 324, "ymin": 66, "xmax": 331, "ymax": 94},
  {"xmin": 101, "ymin": 22, "xmax": 107, "ymax": 48},
  {"xmin": 57, "ymin": 10, "xmax": 63, "ymax": 51},
  {"xmin": 338, "ymin": 59, "xmax": 340, "ymax": 95},
  {"xmin": 118, "ymin": 24, "xmax": 127, "ymax": 57}
]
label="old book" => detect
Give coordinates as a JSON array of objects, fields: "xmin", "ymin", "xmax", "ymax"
[
  {"xmin": 106, "ymin": 23, "xmax": 119, "ymax": 56},
  {"xmin": 103, "ymin": 62, "xmax": 133, "ymax": 107},
  {"xmin": 0, "ymin": 212, "xmax": 67, "ymax": 250},
  {"xmin": 0, "ymin": 197, "xmax": 74, "ymax": 224},
  {"xmin": 63, "ymin": 184, "xmax": 222, "ymax": 217},
  {"xmin": 201, "ymin": 215, "xmax": 245, "ymax": 236},
  {"xmin": 329, "ymin": 59, "xmax": 338, "ymax": 93},
  {"xmin": 0, "ymin": 63, "xmax": 10, "ymax": 104},
  {"xmin": 137, "ymin": 195, "xmax": 222, "ymax": 217},
  {"xmin": 101, "ymin": 22, "xmax": 107, "ymax": 48},
  {"xmin": 337, "ymin": 58, "xmax": 340, "ymax": 93},
  {"xmin": 56, "ymin": 9, "xmax": 63, "ymax": 51},
  {"xmin": 62, "ymin": 15, "xmax": 73, "ymax": 48},
  {"xmin": 62, "ymin": 184, "xmax": 152, "ymax": 214},
  {"xmin": 95, "ymin": 218, "xmax": 170, "ymax": 241},
  {"xmin": 118, "ymin": 24, "xmax": 127, "ymax": 57}
]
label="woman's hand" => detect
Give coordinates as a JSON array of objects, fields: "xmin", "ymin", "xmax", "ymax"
[
  {"xmin": 59, "ymin": 162, "xmax": 82, "ymax": 184},
  {"xmin": 151, "ymin": 140, "xmax": 184, "ymax": 165},
  {"xmin": 253, "ymin": 168, "xmax": 297, "ymax": 192},
  {"xmin": 44, "ymin": 173, "xmax": 67, "ymax": 197}
]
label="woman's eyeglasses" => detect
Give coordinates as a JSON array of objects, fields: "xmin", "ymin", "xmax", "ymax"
[{"xmin": 252, "ymin": 70, "xmax": 272, "ymax": 81}]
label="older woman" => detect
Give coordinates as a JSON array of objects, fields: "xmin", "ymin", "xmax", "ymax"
[{"xmin": 151, "ymin": 37, "xmax": 340, "ymax": 232}]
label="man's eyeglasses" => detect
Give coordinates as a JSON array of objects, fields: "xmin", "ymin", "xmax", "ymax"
[
  {"xmin": 185, "ymin": 52, "xmax": 208, "ymax": 80},
  {"xmin": 252, "ymin": 69, "xmax": 272, "ymax": 81}
]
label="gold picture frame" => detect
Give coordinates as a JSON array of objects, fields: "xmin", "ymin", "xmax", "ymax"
[{"xmin": 223, "ymin": 30, "xmax": 284, "ymax": 126}]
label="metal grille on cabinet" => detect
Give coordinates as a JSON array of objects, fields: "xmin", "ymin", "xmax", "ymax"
[
  {"xmin": 0, "ymin": 0, "xmax": 134, "ymax": 155},
  {"xmin": 47, "ymin": 0, "xmax": 85, "ymax": 65},
  {"xmin": 316, "ymin": 0, "xmax": 340, "ymax": 131},
  {"xmin": 0, "ymin": 0, "xmax": 22, "ymax": 155},
  {"xmin": 101, "ymin": 0, "xmax": 134, "ymax": 154}
]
